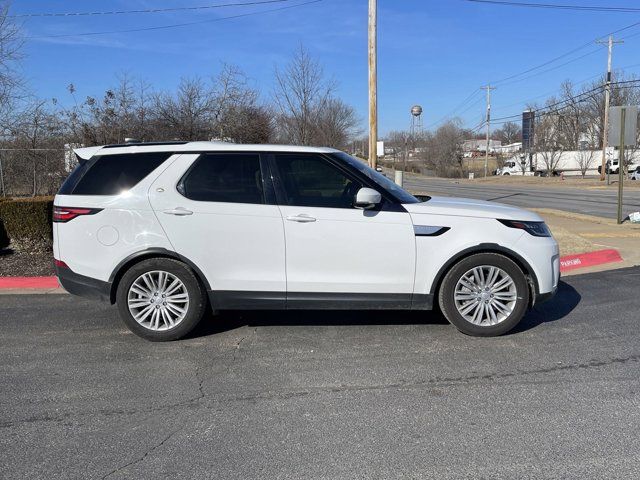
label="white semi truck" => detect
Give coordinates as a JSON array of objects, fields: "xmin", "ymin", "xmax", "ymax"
[{"xmin": 496, "ymin": 149, "xmax": 640, "ymax": 176}]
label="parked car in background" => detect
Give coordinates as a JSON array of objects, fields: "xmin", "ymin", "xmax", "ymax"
[{"xmin": 54, "ymin": 141, "xmax": 559, "ymax": 341}]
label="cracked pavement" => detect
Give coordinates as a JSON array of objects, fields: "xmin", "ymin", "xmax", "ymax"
[{"xmin": 2, "ymin": 267, "xmax": 640, "ymax": 479}]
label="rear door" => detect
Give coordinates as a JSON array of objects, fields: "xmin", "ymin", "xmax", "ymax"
[{"xmin": 148, "ymin": 152, "xmax": 286, "ymax": 307}]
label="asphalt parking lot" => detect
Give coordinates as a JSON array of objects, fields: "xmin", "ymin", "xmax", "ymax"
[{"xmin": 2, "ymin": 267, "xmax": 640, "ymax": 479}]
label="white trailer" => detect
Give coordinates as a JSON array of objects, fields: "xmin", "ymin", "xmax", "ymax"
[{"xmin": 496, "ymin": 149, "xmax": 640, "ymax": 176}]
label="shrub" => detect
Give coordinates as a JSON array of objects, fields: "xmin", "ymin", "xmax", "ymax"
[{"xmin": 0, "ymin": 197, "xmax": 54, "ymax": 251}]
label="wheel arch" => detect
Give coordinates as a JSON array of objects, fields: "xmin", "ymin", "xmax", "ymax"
[
  {"xmin": 108, "ymin": 248, "xmax": 211, "ymax": 304},
  {"xmin": 429, "ymin": 243, "xmax": 539, "ymax": 307}
]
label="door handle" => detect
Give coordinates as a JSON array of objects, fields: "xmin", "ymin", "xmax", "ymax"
[
  {"xmin": 286, "ymin": 214, "xmax": 316, "ymax": 223},
  {"xmin": 163, "ymin": 207, "xmax": 193, "ymax": 216}
]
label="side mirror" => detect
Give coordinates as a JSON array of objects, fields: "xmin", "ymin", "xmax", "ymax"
[{"xmin": 354, "ymin": 187, "xmax": 382, "ymax": 210}]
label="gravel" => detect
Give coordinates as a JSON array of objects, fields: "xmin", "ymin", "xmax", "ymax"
[{"xmin": 0, "ymin": 246, "xmax": 54, "ymax": 276}]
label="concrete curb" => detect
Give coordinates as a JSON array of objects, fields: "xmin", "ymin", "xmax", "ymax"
[
  {"xmin": 0, "ymin": 276, "xmax": 60, "ymax": 289},
  {"xmin": 559, "ymin": 249, "xmax": 623, "ymax": 273},
  {"xmin": 0, "ymin": 247, "xmax": 625, "ymax": 294}
]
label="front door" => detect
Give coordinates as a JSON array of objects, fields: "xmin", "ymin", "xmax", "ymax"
[{"xmin": 270, "ymin": 153, "xmax": 415, "ymax": 304}]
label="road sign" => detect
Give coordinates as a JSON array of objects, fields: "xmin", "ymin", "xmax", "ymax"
[
  {"xmin": 376, "ymin": 141, "xmax": 384, "ymax": 157},
  {"xmin": 608, "ymin": 106, "xmax": 638, "ymax": 147},
  {"xmin": 522, "ymin": 110, "xmax": 535, "ymax": 151}
]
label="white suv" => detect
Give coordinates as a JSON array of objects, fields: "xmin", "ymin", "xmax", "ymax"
[{"xmin": 54, "ymin": 142, "xmax": 559, "ymax": 341}]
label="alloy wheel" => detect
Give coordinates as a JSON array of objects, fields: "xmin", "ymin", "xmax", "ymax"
[
  {"xmin": 127, "ymin": 270, "xmax": 190, "ymax": 331},
  {"xmin": 453, "ymin": 265, "xmax": 518, "ymax": 326}
]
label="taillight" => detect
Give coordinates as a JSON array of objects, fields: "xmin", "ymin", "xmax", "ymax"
[
  {"xmin": 53, "ymin": 206, "xmax": 102, "ymax": 223},
  {"xmin": 54, "ymin": 259, "xmax": 69, "ymax": 269}
]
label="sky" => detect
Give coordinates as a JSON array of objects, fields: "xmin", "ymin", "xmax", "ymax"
[{"xmin": 10, "ymin": 0, "xmax": 640, "ymax": 136}]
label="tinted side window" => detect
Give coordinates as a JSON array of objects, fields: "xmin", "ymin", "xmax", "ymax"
[
  {"xmin": 274, "ymin": 153, "xmax": 361, "ymax": 208},
  {"xmin": 70, "ymin": 153, "xmax": 171, "ymax": 195},
  {"xmin": 58, "ymin": 159, "xmax": 90, "ymax": 195},
  {"xmin": 178, "ymin": 153, "xmax": 264, "ymax": 204}
]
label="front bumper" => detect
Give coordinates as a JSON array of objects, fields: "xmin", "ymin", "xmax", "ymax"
[
  {"xmin": 56, "ymin": 264, "xmax": 112, "ymax": 303},
  {"xmin": 535, "ymin": 284, "xmax": 558, "ymax": 306}
]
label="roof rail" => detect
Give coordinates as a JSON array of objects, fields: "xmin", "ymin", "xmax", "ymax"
[{"xmin": 103, "ymin": 141, "xmax": 189, "ymax": 149}]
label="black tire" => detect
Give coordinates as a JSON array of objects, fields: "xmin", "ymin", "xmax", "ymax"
[
  {"xmin": 438, "ymin": 253, "xmax": 530, "ymax": 337},
  {"xmin": 116, "ymin": 258, "xmax": 207, "ymax": 341}
]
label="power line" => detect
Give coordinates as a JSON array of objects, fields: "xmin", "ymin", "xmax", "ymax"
[
  {"xmin": 491, "ymin": 62, "xmax": 640, "ymax": 112},
  {"xmin": 429, "ymin": 19, "xmax": 640, "ymax": 132},
  {"xmin": 489, "ymin": 79, "xmax": 640, "ymax": 125},
  {"xmin": 492, "ymin": 43, "xmax": 599, "ymax": 86},
  {"xmin": 488, "ymin": 20, "xmax": 640, "ymax": 86},
  {"xmin": 434, "ymin": 12, "xmax": 640, "ymax": 133},
  {"xmin": 26, "ymin": 0, "xmax": 323, "ymax": 39},
  {"xmin": 496, "ymin": 46, "xmax": 606, "ymax": 88},
  {"xmin": 9, "ymin": 0, "xmax": 291, "ymax": 18},
  {"xmin": 491, "ymin": 85, "xmax": 604, "ymax": 123},
  {"xmin": 426, "ymin": 89, "xmax": 482, "ymax": 129},
  {"xmin": 464, "ymin": 0, "xmax": 640, "ymax": 13}
]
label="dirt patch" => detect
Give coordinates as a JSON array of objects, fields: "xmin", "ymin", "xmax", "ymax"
[
  {"xmin": 0, "ymin": 248, "xmax": 54, "ymax": 277},
  {"xmin": 546, "ymin": 225, "xmax": 599, "ymax": 256}
]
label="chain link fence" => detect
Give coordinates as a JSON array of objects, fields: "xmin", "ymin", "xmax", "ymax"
[{"xmin": 0, "ymin": 148, "xmax": 68, "ymax": 197}]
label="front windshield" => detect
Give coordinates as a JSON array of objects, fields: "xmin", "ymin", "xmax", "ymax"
[{"xmin": 331, "ymin": 152, "xmax": 422, "ymax": 204}]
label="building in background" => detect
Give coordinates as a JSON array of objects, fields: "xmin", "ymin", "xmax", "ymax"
[{"xmin": 463, "ymin": 139, "xmax": 502, "ymax": 156}]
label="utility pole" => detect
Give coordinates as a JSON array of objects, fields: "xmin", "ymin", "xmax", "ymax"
[
  {"xmin": 481, "ymin": 85, "xmax": 496, "ymax": 178},
  {"xmin": 368, "ymin": 0, "xmax": 377, "ymax": 169},
  {"xmin": 597, "ymin": 35, "xmax": 623, "ymax": 181}
]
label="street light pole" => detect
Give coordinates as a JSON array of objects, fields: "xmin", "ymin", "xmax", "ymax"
[{"xmin": 368, "ymin": 0, "xmax": 377, "ymax": 169}]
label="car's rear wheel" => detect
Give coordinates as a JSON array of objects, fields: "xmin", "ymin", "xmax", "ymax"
[
  {"xmin": 116, "ymin": 258, "xmax": 207, "ymax": 341},
  {"xmin": 438, "ymin": 253, "xmax": 529, "ymax": 336}
]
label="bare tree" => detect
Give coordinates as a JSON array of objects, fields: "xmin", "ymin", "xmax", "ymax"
[
  {"xmin": 555, "ymin": 81, "xmax": 583, "ymax": 150},
  {"xmin": 428, "ymin": 120, "xmax": 465, "ymax": 177},
  {"xmin": 314, "ymin": 98, "xmax": 360, "ymax": 149},
  {"xmin": 272, "ymin": 45, "xmax": 334, "ymax": 145},
  {"xmin": 533, "ymin": 101, "xmax": 565, "ymax": 175},
  {"xmin": 494, "ymin": 121, "xmax": 521, "ymax": 145},
  {"xmin": 153, "ymin": 77, "xmax": 216, "ymax": 141},
  {"xmin": 576, "ymin": 149, "xmax": 596, "ymax": 178},
  {"xmin": 0, "ymin": 2, "xmax": 23, "ymax": 131},
  {"xmin": 7, "ymin": 99, "xmax": 65, "ymax": 196},
  {"xmin": 385, "ymin": 130, "xmax": 412, "ymax": 169},
  {"xmin": 211, "ymin": 64, "xmax": 273, "ymax": 143}
]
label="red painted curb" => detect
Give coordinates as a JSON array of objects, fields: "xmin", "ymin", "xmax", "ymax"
[
  {"xmin": 560, "ymin": 249, "xmax": 623, "ymax": 272},
  {"xmin": 0, "ymin": 276, "xmax": 59, "ymax": 289}
]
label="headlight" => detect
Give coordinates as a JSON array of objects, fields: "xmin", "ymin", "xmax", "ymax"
[{"xmin": 498, "ymin": 219, "xmax": 552, "ymax": 237}]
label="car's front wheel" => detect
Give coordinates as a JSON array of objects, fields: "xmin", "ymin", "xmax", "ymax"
[
  {"xmin": 116, "ymin": 258, "xmax": 207, "ymax": 341},
  {"xmin": 438, "ymin": 253, "xmax": 530, "ymax": 336}
]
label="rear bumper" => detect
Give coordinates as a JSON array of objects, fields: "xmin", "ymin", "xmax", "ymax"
[{"xmin": 56, "ymin": 264, "xmax": 112, "ymax": 303}]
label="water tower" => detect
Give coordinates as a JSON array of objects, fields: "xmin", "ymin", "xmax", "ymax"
[{"xmin": 410, "ymin": 105, "xmax": 423, "ymax": 137}]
